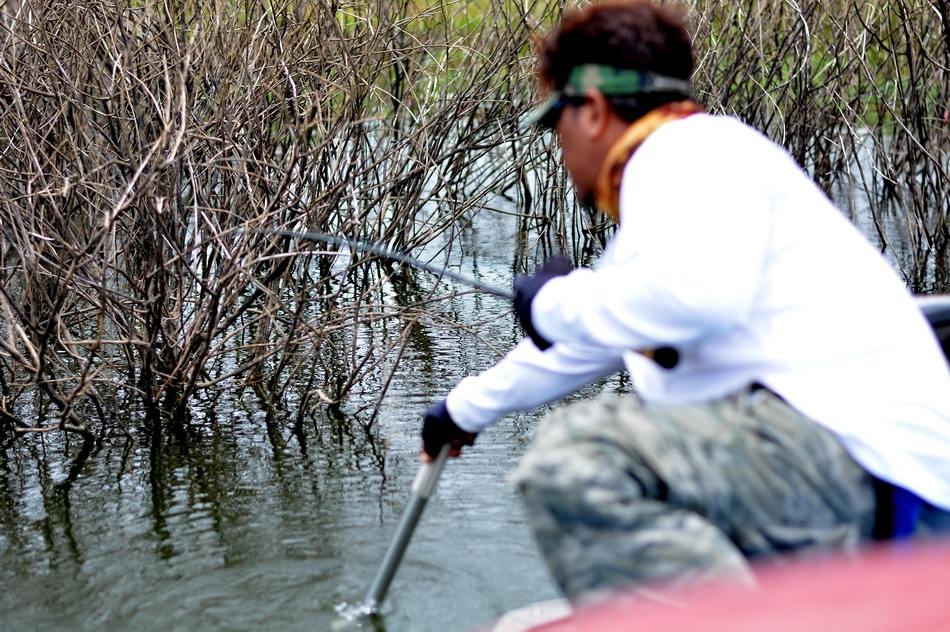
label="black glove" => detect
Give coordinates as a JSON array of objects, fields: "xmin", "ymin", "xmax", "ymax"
[
  {"xmin": 421, "ymin": 400, "xmax": 477, "ymax": 459},
  {"xmin": 513, "ymin": 254, "xmax": 573, "ymax": 351}
]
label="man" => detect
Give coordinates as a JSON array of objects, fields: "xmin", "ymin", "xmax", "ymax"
[{"xmin": 420, "ymin": 0, "xmax": 950, "ymax": 604}]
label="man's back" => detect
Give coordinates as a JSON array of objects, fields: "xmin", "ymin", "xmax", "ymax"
[{"xmin": 558, "ymin": 113, "xmax": 950, "ymax": 508}]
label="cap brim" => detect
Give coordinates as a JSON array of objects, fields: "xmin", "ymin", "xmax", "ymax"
[{"xmin": 519, "ymin": 93, "xmax": 560, "ymax": 131}]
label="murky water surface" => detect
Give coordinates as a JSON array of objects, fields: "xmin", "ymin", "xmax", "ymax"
[{"xmin": 0, "ymin": 208, "xmax": 594, "ymax": 632}]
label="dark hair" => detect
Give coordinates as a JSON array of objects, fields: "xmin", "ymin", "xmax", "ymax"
[{"xmin": 537, "ymin": 0, "xmax": 695, "ymax": 122}]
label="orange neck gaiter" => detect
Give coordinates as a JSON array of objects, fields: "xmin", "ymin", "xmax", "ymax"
[{"xmin": 593, "ymin": 100, "xmax": 704, "ymax": 222}]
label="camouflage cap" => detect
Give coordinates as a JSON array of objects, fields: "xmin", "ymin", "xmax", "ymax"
[{"xmin": 522, "ymin": 64, "xmax": 692, "ymax": 129}]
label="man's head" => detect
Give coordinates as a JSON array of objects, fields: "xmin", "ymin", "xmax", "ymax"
[{"xmin": 529, "ymin": 0, "xmax": 694, "ymax": 204}]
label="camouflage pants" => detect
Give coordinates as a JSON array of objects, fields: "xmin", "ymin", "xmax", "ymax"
[{"xmin": 510, "ymin": 389, "xmax": 877, "ymax": 603}]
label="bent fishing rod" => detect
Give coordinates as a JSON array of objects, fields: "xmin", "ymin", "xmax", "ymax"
[
  {"xmin": 268, "ymin": 228, "xmax": 680, "ymax": 370},
  {"xmin": 268, "ymin": 229, "xmax": 512, "ymax": 300}
]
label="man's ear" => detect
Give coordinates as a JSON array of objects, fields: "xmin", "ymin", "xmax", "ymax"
[{"xmin": 581, "ymin": 89, "xmax": 613, "ymax": 139}]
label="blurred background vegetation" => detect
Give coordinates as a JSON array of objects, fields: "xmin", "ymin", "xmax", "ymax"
[{"xmin": 0, "ymin": 0, "xmax": 946, "ymax": 446}]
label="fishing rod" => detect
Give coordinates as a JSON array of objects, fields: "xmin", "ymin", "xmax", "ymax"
[
  {"xmin": 268, "ymin": 229, "xmax": 513, "ymax": 300},
  {"xmin": 268, "ymin": 228, "xmax": 680, "ymax": 370}
]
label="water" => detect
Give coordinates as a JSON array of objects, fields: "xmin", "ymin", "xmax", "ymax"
[
  {"xmin": 0, "ymin": 399, "xmax": 574, "ymax": 631},
  {"xmin": 0, "ymin": 207, "xmax": 574, "ymax": 632}
]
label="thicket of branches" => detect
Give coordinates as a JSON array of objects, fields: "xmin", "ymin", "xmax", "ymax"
[{"xmin": 0, "ymin": 0, "xmax": 946, "ymax": 445}]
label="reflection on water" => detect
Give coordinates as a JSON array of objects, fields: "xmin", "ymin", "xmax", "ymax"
[
  {"xmin": 0, "ymin": 207, "xmax": 572, "ymax": 632},
  {"xmin": 0, "ymin": 328, "xmax": 564, "ymax": 632}
]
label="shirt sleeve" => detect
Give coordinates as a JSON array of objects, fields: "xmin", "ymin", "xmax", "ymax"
[
  {"xmin": 445, "ymin": 339, "xmax": 625, "ymax": 433},
  {"xmin": 531, "ymin": 121, "xmax": 774, "ymax": 351}
]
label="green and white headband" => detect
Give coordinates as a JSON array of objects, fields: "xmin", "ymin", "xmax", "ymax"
[{"xmin": 523, "ymin": 64, "xmax": 693, "ymax": 129}]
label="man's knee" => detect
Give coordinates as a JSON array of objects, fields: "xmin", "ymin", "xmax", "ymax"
[
  {"xmin": 511, "ymin": 398, "xmax": 666, "ymax": 528},
  {"xmin": 513, "ymin": 442, "xmax": 646, "ymax": 528}
]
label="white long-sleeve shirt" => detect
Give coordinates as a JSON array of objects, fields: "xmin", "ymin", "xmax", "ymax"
[{"xmin": 446, "ymin": 114, "xmax": 950, "ymax": 509}]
